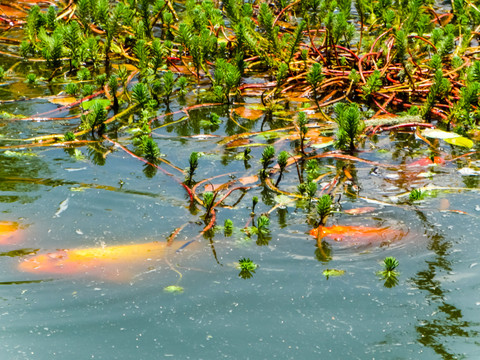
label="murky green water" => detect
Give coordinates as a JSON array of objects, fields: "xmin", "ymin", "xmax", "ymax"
[{"xmin": 1, "ymin": 65, "xmax": 480, "ymax": 360}]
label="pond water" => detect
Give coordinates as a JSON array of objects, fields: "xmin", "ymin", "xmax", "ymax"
[
  {"xmin": 0, "ymin": 86, "xmax": 479, "ymax": 360},
  {"xmin": 1, "ymin": 33, "xmax": 480, "ymax": 360}
]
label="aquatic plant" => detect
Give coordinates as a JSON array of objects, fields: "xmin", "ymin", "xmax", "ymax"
[
  {"xmin": 251, "ymin": 196, "xmax": 259, "ymax": 214},
  {"xmin": 202, "ymin": 191, "xmax": 215, "ymax": 215},
  {"xmin": 137, "ymin": 135, "xmax": 160, "ymax": 162},
  {"xmin": 409, "ymin": 188, "xmax": 425, "ymax": 202},
  {"xmin": 334, "ymin": 103, "xmax": 364, "ymax": 152},
  {"xmin": 316, "ymin": 194, "xmax": 332, "ymax": 226},
  {"xmin": 377, "ymin": 257, "xmax": 400, "ymax": 288},
  {"xmin": 260, "ymin": 145, "xmax": 275, "ymax": 178},
  {"xmin": 238, "ymin": 258, "xmax": 257, "ymax": 279},
  {"xmin": 224, "ymin": 219, "xmax": 234, "ymax": 237},
  {"xmin": 296, "ymin": 112, "xmax": 308, "ymax": 155},
  {"xmin": 275, "ymin": 151, "xmax": 289, "ymax": 186},
  {"xmin": 186, "ymin": 151, "xmax": 199, "ymax": 186}
]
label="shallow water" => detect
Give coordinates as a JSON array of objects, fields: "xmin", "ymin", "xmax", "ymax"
[{"xmin": 1, "ymin": 55, "xmax": 480, "ymax": 360}]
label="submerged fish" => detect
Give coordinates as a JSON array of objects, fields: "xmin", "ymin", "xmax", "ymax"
[
  {"xmin": 18, "ymin": 240, "xmax": 196, "ymax": 281},
  {"xmin": 0, "ymin": 221, "xmax": 22, "ymax": 245},
  {"xmin": 310, "ymin": 225, "xmax": 405, "ymax": 244}
]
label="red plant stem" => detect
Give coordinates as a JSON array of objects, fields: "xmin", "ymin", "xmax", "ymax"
[
  {"xmin": 212, "ymin": 186, "xmax": 250, "ymax": 209},
  {"xmin": 102, "ymin": 135, "xmax": 193, "ymax": 201},
  {"xmin": 201, "ymin": 209, "xmax": 216, "ymax": 234},
  {"xmin": 380, "ymin": 123, "xmax": 436, "ymax": 132},
  {"xmin": 372, "ymin": 97, "xmax": 395, "ymax": 116},
  {"xmin": 31, "ymin": 90, "xmax": 105, "ymax": 119},
  {"xmin": 358, "ymin": 52, "xmax": 379, "ymax": 83}
]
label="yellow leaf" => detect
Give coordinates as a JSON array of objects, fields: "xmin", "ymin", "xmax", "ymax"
[
  {"xmin": 49, "ymin": 97, "xmax": 77, "ymax": 106},
  {"xmin": 444, "ymin": 136, "xmax": 473, "ymax": 148}
]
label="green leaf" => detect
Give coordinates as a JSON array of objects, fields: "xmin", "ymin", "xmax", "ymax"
[
  {"xmin": 164, "ymin": 285, "xmax": 184, "ymax": 293},
  {"xmin": 322, "ymin": 268, "xmax": 345, "ymax": 279},
  {"xmin": 81, "ymin": 99, "xmax": 111, "ymax": 110},
  {"xmin": 3, "ymin": 150, "xmax": 37, "ymax": 157},
  {"xmin": 444, "ymin": 136, "xmax": 474, "ymax": 148}
]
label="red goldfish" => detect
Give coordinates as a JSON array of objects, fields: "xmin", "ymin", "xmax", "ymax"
[
  {"xmin": 310, "ymin": 225, "xmax": 405, "ymax": 244},
  {"xmin": 18, "ymin": 240, "xmax": 196, "ymax": 281}
]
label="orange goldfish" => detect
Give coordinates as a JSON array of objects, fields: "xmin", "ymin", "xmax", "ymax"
[
  {"xmin": 18, "ymin": 240, "xmax": 196, "ymax": 281},
  {"xmin": 310, "ymin": 225, "xmax": 405, "ymax": 244},
  {"xmin": 0, "ymin": 221, "xmax": 22, "ymax": 245}
]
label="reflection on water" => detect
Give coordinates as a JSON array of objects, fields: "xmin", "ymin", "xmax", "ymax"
[{"xmin": 412, "ymin": 210, "xmax": 479, "ymax": 359}]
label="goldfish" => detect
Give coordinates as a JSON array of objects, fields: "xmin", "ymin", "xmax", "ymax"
[
  {"xmin": 407, "ymin": 156, "xmax": 445, "ymax": 167},
  {"xmin": 0, "ymin": 221, "xmax": 22, "ymax": 245},
  {"xmin": 343, "ymin": 207, "xmax": 377, "ymax": 215},
  {"xmin": 18, "ymin": 240, "xmax": 196, "ymax": 281},
  {"xmin": 310, "ymin": 225, "xmax": 405, "ymax": 244}
]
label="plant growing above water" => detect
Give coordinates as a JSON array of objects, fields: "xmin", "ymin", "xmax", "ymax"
[
  {"xmin": 334, "ymin": 102, "xmax": 364, "ymax": 153},
  {"xmin": 296, "ymin": 112, "xmax": 308, "ymax": 155},
  {"xmin": 260, "ymin": 145, "xmax": 275, "ymax": 178},
  {"xmin": 238, "ymin": 258, "xmax": 257, "ymax": 279},
  {"xmin": 137, "ymin": 135, "xmax": 160, "ymax": 162},
  {"xmin": 377, "ymin": 257, "xmax": 399, "ymax": 288},
  {"xmin": 316, "ymin": 194, "xmax": 332, "ymax": 226},
  {"xmin": 224, "ymin": 219, "xmax": 233, "ymax": 236},
  {"xmin": 275, "ymin": 151, "xmax": 289, "ymax": 186},
  {"xmin": 185, "ymin": 151, "xmax": 199, "ymax": 186},
  {"xmin": 409, "ymin": 188, "xmax": 425, "ymax": 202},
  {"xmin": 251, "ymin": 196, "xmax": 259, "ymax": 215}
]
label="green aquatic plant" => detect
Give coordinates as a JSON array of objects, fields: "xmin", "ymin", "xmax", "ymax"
[
  {"xmin": 251, "ymin": 196, "xmax": 259, "ymax": 214},
  {"xmin": 334, "ymin": 102, "xmax": 364, "ymax": 152},
  {"xmin": 63, "ymin": 132, "xmax": 76, "ymax": 142},
  {"xmin": 275, "ymin": 151, "xmax": 289, "ymax": 187},
  {"xmin": 65, "ymin": 83, "xmax": 79, "ymax": 96},
  {"xmin": 256, "ymin": 215, "xmax": 271, "ymax": 246},
  {"xmin": 137, "ymin": 135, "xmax": 160, "ymax": 162},
  {"xmin": 306, "ymin": 63, "xmax": 324, "ymax": 105},
  {"xmin": 238, "ymin": 257, "xmax": 257, "ymax": 279},
  {"xmin": 409, "ymin": 188, "xmax": 425, "ymax": 201},
  {"xmin": 202, "ymin": 191, "xmax": 215, "ymax": 216},
  {"xmin": 224, "ymin": 219, "xmax": 234, "ymax": 236},
  {"xmin": 132, "ymin": 82, "xmax": 152, "ymax": 107},
  {"xmin": 0, "ymin": 66, "xmax": 5, "ymax": 81},
  {"xmin": 377, "ymin": 256, "xmax": 400, "ymax": 288},
  {"xmin": 25, "ymin": 73, "xmax": 37, "ymax": 84},
  {"xmin": 260, "ymin": 145, "xmax": 275, "ymax": 178},
  {"xmin": 186, "ymin": 151, "xmax": 199, "ymax": 186},
  {"xmin": 108, "ymin": 75, "xmax": 120, "ymax": 111},
  {"xmin": 323, "ymin": 268, "xmax": 345, "ymax": 280},
  {"xmin": 361, "ymin": 70, "xmax": 382, "ymax": 101},
  {"xmin": 296, "ymin": 112, "xmax": 308, "ymax": 155},
  {"xmin": 316, "ymin": 194, "xmax": 332, "ymax": 226}
]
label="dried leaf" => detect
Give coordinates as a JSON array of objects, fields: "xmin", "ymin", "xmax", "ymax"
[
  {"xmin": 233, "ymin": 107, "xmax": 264, "ymax": 121},
  {"xmin": 238, "ymin": 175, "xmax": 259, "ymax": 185},
  {"xmin": 49, "ymin": 96, "xmax": 78, "ymax": 106}
]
